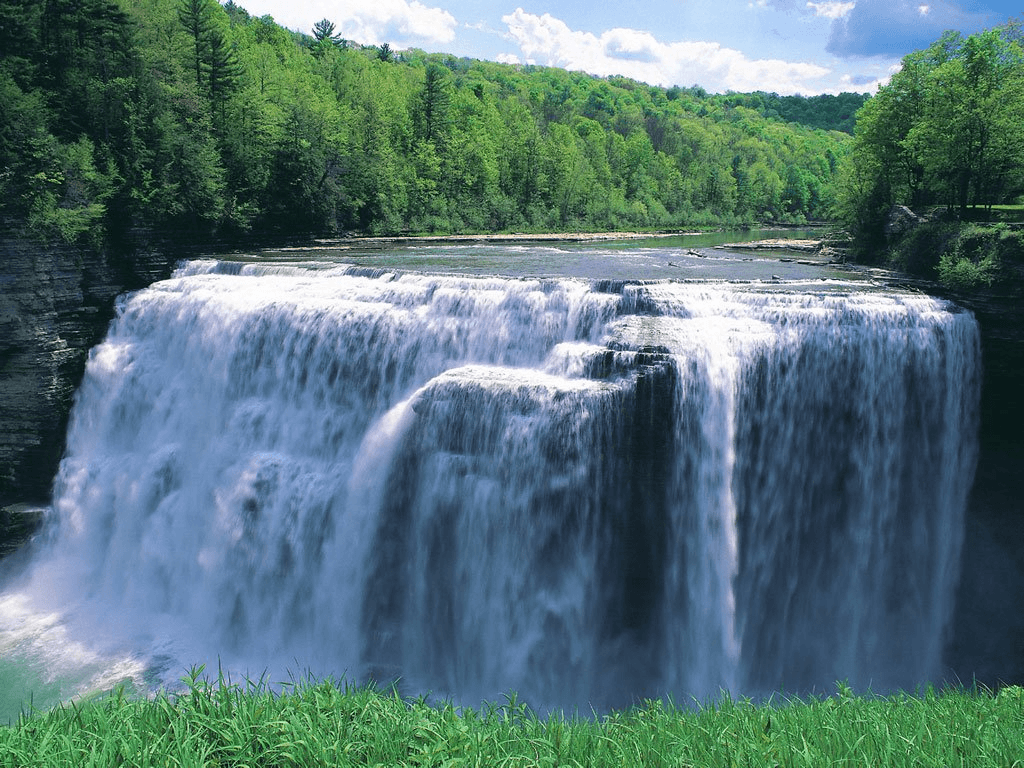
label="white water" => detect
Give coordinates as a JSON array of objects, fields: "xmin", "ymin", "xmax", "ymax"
[{"xmin": 0, "ymin": 262, "xmax": 980, "ymax": 713}]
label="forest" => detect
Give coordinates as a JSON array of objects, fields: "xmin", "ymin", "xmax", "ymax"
[
  {"xmin": 0, "ymin": 0, "xmax": 863, "ymax": 246},
  {"xmin": 835, "ymin": 20, "xmax": 1024, "ymax": 246},
  {"xmin": 832, "ymin": 18, "xmax": 1024, "ymax": 289}
]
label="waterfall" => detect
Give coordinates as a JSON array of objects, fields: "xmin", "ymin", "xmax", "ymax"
[{"xmin": 4, "ymin": 261, "xmax": 980, "ymax": 711}]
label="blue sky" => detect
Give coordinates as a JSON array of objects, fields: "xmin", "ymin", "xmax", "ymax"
[{"xmin": 232, "ymin": 0, "xmax": 1020, "ymax": 94}]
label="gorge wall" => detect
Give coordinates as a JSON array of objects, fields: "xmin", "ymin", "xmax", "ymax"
[
  {"xmin": 0, "ymin": 234, "xmax": 175, "ymax": 514},
  {"xmin": 946, "ymin": 279, "xmax": 1024, "ymax": 687}
]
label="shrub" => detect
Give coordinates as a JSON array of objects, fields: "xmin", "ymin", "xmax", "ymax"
[{"xmin": 937, "ymin": 224, "xmax": 1003, "ymax": 289}]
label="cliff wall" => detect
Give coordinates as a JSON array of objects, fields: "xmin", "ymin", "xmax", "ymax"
[
  {"xmin": 0, "ymin": 234, "xmax": 175, "ymax": 515},
  {"xmin": 947, "ymin": 280, "xmax": 1024, "ymax": 687}
]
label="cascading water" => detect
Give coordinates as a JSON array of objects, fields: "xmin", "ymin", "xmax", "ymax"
[{"xmin": 0, "ymin": 260, "xmax": 980, "ymax": 713}]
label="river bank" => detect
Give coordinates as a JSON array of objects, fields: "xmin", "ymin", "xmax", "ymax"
[{"xmin": 312, "ymin": 230, "xmax": 705, "ymax": 247}]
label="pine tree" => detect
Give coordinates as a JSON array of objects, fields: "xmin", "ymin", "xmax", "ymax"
[{"xmin": 178, "ymin": 0, "xmax": 240, "ymax": 121}]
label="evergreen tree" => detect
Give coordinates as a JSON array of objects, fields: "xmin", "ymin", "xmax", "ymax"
[
  {"xmin": 178, "ymin": 0, "xmax": 240, "ymax": 110},
  {"xmin": 312, "ymin": 18, "xmax": 344, "ymax": 55},
  {"xmin": 417, "ymin": 63, "xmax": 451, "ymax": 146}
]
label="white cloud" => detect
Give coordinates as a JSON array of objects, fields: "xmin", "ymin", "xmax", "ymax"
[
  {"xmin": 495, "ymin": 52, "xmax": 522, "ymax": 64},
  {"xmin": 501, "ymin": 8, "xmax": 832, "ymax": 95},
  {"xmin": 237, "ymin": 0, "xmax": 457, "ymax": 47},
  {"xmin": 806, "ymin": 1, "xmax": 856, "ymax": 19},
  {"xmin": 917, "ymin": 4, "xmax": 930, "ymax": 15},
  {"xmin": 836, "ymin": 71, "xmax": 889, "ymax": 93},
  {"xmin": 335, "ymin": 0, "xmax": 457, "ymax": 46}
]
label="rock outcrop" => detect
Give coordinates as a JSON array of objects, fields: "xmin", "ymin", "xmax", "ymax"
[
  {"xmin": 885, "ymin": 204, "xmax": 926, "ymax": 238},
  {"xmin": 0, "ymin": 232, "xmax": 176, "ymax": 528}
]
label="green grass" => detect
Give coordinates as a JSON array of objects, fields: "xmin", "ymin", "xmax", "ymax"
[
  {"xmin": 1, "ymin": 670, "xmax": 1023, "ymax": 767},
  {"xmin": 978, "ymin": 205, "xmax": 1024, "ymax": 223}
]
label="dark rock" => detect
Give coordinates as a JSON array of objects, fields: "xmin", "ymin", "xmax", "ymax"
[
  {"xmin": 0, "ymin": 232, "xmax": 176, "ymax": 539},
  {"xmin": 943, "ymin": 277, "xmax": 1024, "ymax": 688},
  {"xmin": 0, "ymin": 504, "xmax": 45, "ymax": 557}
]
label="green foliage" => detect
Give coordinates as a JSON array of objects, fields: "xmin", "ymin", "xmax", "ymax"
[
  {"xmin": 939, "ymin": 249, "xmax": 1000, "ymax": 289},
  {"xmin": 717, "ymin": 91, "xmax": 869, "ymax": 134},
  {"xmin": 887, "ymin": 220, "xmax": 959, "ymax": 276},
  {"xmin": 1, "ymin": 0, "xmax": 854, "ymax": 244},
  {"xmin": 936, "ymin": 223, "xmax": 1016, "ymax": 289},
  {"xmin": 2, "ymin": 672, "xmax": 1023, "ymax": 767},
  {"xmin": 886, "ymin": 220, "xmax": 1023, "ymax": 288},
  {"xmin": 838, "ymin": 22, "xmax": 1024, "ymax": 244},
  {"xmin": 25, "ymin": 136, "xmax": 111, "ymax": 244}
]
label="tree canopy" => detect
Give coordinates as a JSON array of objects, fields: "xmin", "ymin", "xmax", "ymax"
[
  {"xmin": 836, "ymin": 21, "xmax": 1024, "ymax": 246},
  {"xmin": 0, "ymin": 0, "xmax": 860, "ymax": 245}
]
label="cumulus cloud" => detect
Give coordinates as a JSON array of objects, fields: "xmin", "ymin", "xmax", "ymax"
[
  {"xmin": 501, "ymin": 8, "xmax": 833, "ymax": 94},
  {"xmin": 238, "ymin": 0, "xmax": 457, "ymax": 48},
  {"xmin": 826, "ymin": 0, "xmax": 989, "ymax": 57},
  {"xmin": 806, "ymin": 1, "xmax": 857, "ymax": 19},
  {"xmin": 334, "ymin": 0, "xmax": 457, "ymax": 46}
]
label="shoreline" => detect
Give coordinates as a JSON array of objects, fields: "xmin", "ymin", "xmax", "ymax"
[
  {"xmin": 309, "ymin": 231, "xmax": 706, "ymax": 247},
  {"xmin": 289, "ymin": 229, "xmax": 828, "ymax": 252},
  {"xmin": 715, "ymin": 238, "xmax": 822, "ymax": 252}
]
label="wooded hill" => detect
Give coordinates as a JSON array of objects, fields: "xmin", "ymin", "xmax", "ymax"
[
  {"xmin": 836, "ymin": 20, "xmax": 1024, "ymax": 248},
  {"xmin": 0, "ymin": 0, "xmax": 864, "ymax": 244}
]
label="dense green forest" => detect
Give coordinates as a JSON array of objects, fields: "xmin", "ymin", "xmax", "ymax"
[
  {"xmin": 833, "ymin": 18, "xmax": 1024, "ymax": 287},
  {"xmin": 836, "ymin": 20, "xmax": 1024, "ymax": 244},
  {"xmin": 0, "ymin": 0, "xmax": 861, "ymax": 245}
]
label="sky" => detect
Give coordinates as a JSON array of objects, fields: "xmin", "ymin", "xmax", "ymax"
[{"xmin": 232, "ymin": 0, "xmax": 1020, "ymax": 95}]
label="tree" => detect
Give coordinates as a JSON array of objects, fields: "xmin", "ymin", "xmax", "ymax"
[
  {"xmin": 3, "ymin": 0, "xmax": 856, "ymax": 244},
  {"xmin": 312, "ymin": 18, "xmax": 344, "ymax": 53},
  {"xmin": 416, "ymin": 63, "xmax": 451, "ymax": 146},
  {"xmin": 910, "ymin": 29, "xmax": 1024, "ymax": 214},
  {"xmin": 837, "ymin": 23, "xmax": 1024, "ymax": 241},
  {"xmin": 207, "ymin": 25, "xmax": 242, "ymax": 121},
  {"xmin": 178, "ymin": 0, "xmax": 214, "ymax": 90},
  {"xmin": 24, "ymin": 135, "xmax": 110, "ymax": 244},
  {"xmin": 178, "ymin": 0, "xmax": 240, "ymax": 113}
]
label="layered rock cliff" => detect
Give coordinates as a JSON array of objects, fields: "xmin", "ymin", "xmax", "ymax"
[{"xmin": 0, "ymin": 234, "xmax": 175, "ymax": 513}]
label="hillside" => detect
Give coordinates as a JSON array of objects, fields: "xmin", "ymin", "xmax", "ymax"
[{"xmin": 0, "ymin": 0, "xmax": 859, "ymax": 244}]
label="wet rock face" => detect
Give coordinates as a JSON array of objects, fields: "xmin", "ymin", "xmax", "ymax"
[
  {"xmin": 0, "ymin": 235, "xmax": 174, "ymax": 514},
  {"xmin": 947, "ymin": 281, "xmax": 1024, "ymax": 688},
  {"xmin": 0, "ymin": 504, "xmax": 46, "ymax": 558}
]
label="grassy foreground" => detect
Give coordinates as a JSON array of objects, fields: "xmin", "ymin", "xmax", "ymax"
[{"xmin": 1, "ymin": 670, "xmax": 1023, "ymax": 767}]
